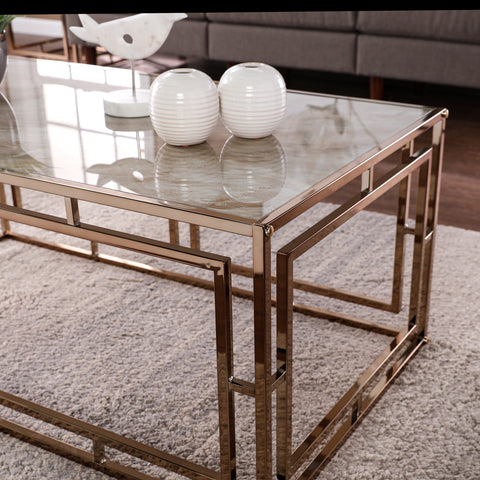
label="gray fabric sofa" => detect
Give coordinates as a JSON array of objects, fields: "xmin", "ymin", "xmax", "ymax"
[
  {"xmin": 65, "ymin": 11, "xmax": 480, "ymax": 98},
  {"xmin": 356, "ymin": 10, "xmax": 480, "ymax": 92}
]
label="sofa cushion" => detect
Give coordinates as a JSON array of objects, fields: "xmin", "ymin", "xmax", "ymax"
[
  {"xmin": 357, "ymin": 35, "xmax": 480, "ymax": 89},
  {"xmin": 209, "ymin": 22, "xmax": 356, "ymax": 74},
  {"xmin": 160, "ymin": 19, "xmax": 208, "ymax": 58},
  {"xmin": 356, "ymin": 10, "xmax": 480, "ymax": 44},
  {"xmin": 206, "ymin": 11, "xmax": 357, "ymax": 31}
]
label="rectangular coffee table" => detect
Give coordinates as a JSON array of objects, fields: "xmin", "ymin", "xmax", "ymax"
[{"xmin": 0, "ymin": 56, "xmax": 447, "ymax": 480}]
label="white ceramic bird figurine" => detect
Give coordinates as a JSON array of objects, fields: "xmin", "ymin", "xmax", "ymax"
[
  {"xmin": 69, "ymin": 13, "xmax": 187, "ymax": 118},
  {"xmin": 70, "ymin": 13, "xmax": 187, "ymax": 60}
]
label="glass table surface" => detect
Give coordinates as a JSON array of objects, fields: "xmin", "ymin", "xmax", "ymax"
[{"xmin": 0, "ymin": 56, "xmax": 436, "ymax": 225}]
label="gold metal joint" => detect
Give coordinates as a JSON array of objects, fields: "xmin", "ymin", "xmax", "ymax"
[
  {"xmin": 442, "ymin": 109, "xmax": 449, "ymax": 119},
  {"xmin": 263, "ymin": 224, "xmax": 274, "ymax": 238}
]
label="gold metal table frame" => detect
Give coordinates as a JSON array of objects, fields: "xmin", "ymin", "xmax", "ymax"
[{"xmin": 0, "ymin": 59, "xmax": 447, "ymax": 480}]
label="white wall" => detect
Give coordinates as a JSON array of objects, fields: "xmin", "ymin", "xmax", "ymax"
[{"xmin": 11, "ymin": 16, "xmax": 63, "ymax": 38}]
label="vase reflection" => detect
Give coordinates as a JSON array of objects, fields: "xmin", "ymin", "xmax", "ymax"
[
  {"xmin": 0, "ymin": 92, "xmax": 51, "ymax": 175},
  {"xmin": 154, "ymin": 142, "xmax": 224, "ymax": 207},
  {"xmin": 220, "ymin": 135, "xmax": 286, "ymax": 205}
]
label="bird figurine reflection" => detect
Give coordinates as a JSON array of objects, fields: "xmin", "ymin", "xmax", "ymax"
[{"xmin": 69, "ymin": 13, "xmax": 187, "ymax": 118}]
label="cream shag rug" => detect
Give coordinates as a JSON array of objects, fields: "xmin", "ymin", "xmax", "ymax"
[{"xmin": 0, "ymin": 189, "xmax": 478, "ymax": 480}]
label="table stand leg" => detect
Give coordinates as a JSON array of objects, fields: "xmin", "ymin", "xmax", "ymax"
[
  {"xmin": 253, "ymin": 225, "xmax": 273, "ymax": 480},
  {"xmin": 274, "ymin": 118, "xmax": 446, "ymax": 478},
  {"xmin": 0, "ymin": 204, "xmax": 238, "ymax": 480}
]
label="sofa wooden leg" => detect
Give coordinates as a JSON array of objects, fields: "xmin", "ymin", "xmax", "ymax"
[
  {"xmin": 81, "ymin": 45, "xmax": 97, "ymax": 64},
  {"xmin": 370, "ymin": 76, "xmax": 384, "ymax": 100}
]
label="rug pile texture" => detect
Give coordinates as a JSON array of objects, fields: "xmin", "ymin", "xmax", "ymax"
[{"xmin": 0, "ymin": 190, "xmax": 478, "ymax": 479}]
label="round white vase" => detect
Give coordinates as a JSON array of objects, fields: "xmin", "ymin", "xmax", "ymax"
[
  {"xmin": 218, "ymin": 62, "xmax": 287, "ymax": 139},
  {"xmin": 149, "ymin": 68, "xmax": 219, "ymax": 146}
]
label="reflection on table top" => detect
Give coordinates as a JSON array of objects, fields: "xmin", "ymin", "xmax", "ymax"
[{"xmin": 0, "ymin": 57, "xmax": 436, "ymax": 223}]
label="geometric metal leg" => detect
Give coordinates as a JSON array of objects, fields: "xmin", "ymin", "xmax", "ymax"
[
  {"xmin": 275, "ymin": 144, "xmax": 437, "ymax": 480},
  {"xmin": 0, "ymin": 202, "xmax": 237, "ymax": 480},
  {"xmin": 0, "ymin": 183, "xmax": 10, "ymax": 235},
  {"xmin": 408, "ymin": 155, "xmax": 432, "ymax": 335},
  {"xmin": 252, "ymin": 224, "xmax": 273, "ymax": 480},
  {"xmin": 391, "ymin": 143, "xmax": 414, "ymax": 313},
  {"xmin": 408, "ymin": 117, "xmax": 446, "ymax": 337},
  {"xmin": 0, "ymin": 119, "xmax": 446, "ymax": 478},
  {"xmin": 276, "ymin": 251, "xmax": 293, "ymax": 480},
  {"xmin": 213, "ymin": 258, "xmax": 237, "ymax": 480}
]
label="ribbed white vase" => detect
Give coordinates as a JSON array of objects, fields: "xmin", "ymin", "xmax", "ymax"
[
  {"xmin": 218, "ymin": 62, "xmax": 287, "ymax": 139},
  {"xmin": 149, "ymin": 68, "xmax": 219, "ymax": 146}
]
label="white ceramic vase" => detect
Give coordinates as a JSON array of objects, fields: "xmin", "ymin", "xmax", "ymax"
[
  {"xmin": 149, "ymin": 68, "xmax": 219, "ymax": 146},
  {"xmin": 218, "ymin": 62, "xmax": 287, "ymax": 139}
]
